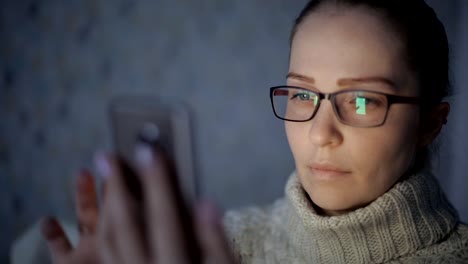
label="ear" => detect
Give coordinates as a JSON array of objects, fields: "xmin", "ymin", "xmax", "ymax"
[{"xmin": 418, "ymin": 102, "xmax": 450, "ymax": 147}]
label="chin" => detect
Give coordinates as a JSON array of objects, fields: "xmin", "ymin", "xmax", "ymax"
[
  {"xmin": 313, "ymin": 197, "xmax": 354, "ymax": 214},
  {"xmin": 298, "ymin": 168, "xmax": 375, "ymax": 215},
  {"xmin": 307, "ymin": 190, "xmax": 369, "ymax": 216}
]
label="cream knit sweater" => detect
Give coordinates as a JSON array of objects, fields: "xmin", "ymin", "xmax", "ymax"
[{"xmin": 223, "ymin": 171, "xmax": 468, "ymax": 263}]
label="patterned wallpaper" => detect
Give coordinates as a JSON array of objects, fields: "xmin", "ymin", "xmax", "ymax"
[{"xmin": 2, "ymin": 0, "xmax": 465, "ymax": 263}]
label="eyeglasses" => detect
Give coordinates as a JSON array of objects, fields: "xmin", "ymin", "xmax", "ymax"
[{"xmin": 270, "ymin": 86, "xmax": 420, "ymax": 128}]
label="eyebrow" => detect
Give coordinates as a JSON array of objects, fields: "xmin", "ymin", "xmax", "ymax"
[
  {"xmin": 286, "ymin": 72, "xmax": 315, "ymax": 84},
  {"xmin": 337, "ymin": 77, "xmax": 397, "ymax": 88},
  {"xmin": 286, "ymin": 72, "xmax": 397, "ymax": 89}
]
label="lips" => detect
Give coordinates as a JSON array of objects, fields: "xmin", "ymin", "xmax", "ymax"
[
  {"xmin": 307, "ymin": 163, "xmax": 351, "ymax": 179},
  {"xmin": 309, "ymin": 164, "xmax": 348, "ymax": 172}
]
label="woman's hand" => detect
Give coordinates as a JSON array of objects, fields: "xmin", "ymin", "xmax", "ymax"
[
  {"xmin": 96, "ymin": 143, "xmax": 235, "ymax": 264},
  {"xmin": 41, "ymin": 170, "xmax": 101, "ymax": 264}
]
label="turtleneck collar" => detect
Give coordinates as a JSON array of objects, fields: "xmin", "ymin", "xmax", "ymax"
[{"xmin": 285, "ymin": 171, "xmax": 459, "ymax": 263}]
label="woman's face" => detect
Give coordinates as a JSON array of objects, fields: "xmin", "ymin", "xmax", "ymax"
[{"xmin": 286, "ymin": 6, "xmax": 421, "ymax": 216}]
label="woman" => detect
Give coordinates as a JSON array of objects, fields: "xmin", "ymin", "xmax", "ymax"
[{"xmin": 40, "ymin": 0, "xmax": 468, "ymax": 263}]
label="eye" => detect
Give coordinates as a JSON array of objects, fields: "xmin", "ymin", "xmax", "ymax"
[
  {"xmin": 349, "ymin": 96, "xmax": 384, "ymax": 115},
  {"xmin": 291, "ymin": 93, "xmax": 307, "ymax": 100},
  {"xmin": 346, "ymin": 95, "xmax": 382, "ymax": 106},
  {"xmin": 291, "ymin": 91, "xmax": 317, "ymax": 102},
  {"xmin": 357, "ymin": 96, "xmax": 382, "ymax": 106}
]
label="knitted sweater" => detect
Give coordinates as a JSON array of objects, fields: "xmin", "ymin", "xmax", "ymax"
[{"xmin": 223, "ymin": 171, "xmax": 468, "ymax": 263}]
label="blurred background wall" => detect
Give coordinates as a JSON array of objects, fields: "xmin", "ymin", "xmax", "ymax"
[{"xmin": 0, "ymin": 0, "xmax": 466, "ymax": 263}]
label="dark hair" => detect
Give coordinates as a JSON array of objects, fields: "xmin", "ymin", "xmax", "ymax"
[{"xmin": 291, "ymin": 0, "xmax": 451, "ymax": 172}]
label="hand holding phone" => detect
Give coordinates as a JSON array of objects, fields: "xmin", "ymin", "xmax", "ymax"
[{"xmin": 42, "ymin": 96, "xmax": 234, "ymax": 264}]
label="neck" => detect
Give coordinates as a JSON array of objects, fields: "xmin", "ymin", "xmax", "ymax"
[
  {"xmin": 285, "ymin": 170, "xmax": 459, "ymax": 263},
  {"xmin": 314, "ymin": 203, "xmax": 367, "ymax": 216}
]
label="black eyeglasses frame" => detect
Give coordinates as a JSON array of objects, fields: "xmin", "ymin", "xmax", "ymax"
[{"xmin": 269, "ymin": 85, "xmax": 420, "ymax": 128}]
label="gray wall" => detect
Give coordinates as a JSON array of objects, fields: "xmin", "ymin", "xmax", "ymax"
[
  {"xmin": 0, "ymin": 1, "xmax": 302, "ymax": 262},
  {"xmin": 425, "ymin": 0, "xmax": 468, "ymax": 223},
  {"xmin": 449, "ymin": 0, "xmax": 468, "ymax": 223},
  {"xmin": 1, "ymin": 0, "xmax": 466, "ymax": 263}
]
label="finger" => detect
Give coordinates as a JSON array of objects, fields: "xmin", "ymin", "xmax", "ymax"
[
  {"xmin": 135, "ymin": 143, "xmax": 193, "ymax": 263},
  {"xmin": 96, "ymin": 153, "xmax": 147, "ymax": 263},
  {"xmin": 75, "ymin": 169, "xmax": 99, "ymax": 235},
  {"xmin": 97, "ymin": 200, "xmax": 120, "ymax": 264},
  {"xmin": 40, "ymin": 217, "xmax": 72, "ymax": 261},
  {"xmin": 101, "ymin": 178, "xmax": 108, "ymax": 201},
  {"xmin": 99, "ymin": 242, "xmax": 118, "ymax": 264},
  {"xmin": 195, "ymin": 201, "xmax": 234, "ymax": 264}
]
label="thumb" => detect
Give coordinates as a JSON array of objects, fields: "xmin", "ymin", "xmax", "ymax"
[{"xmin": 41, "ymin": 217, "xmax": 72, "ymax": 261}]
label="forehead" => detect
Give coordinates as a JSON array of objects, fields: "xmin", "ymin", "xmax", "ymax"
[{"xmin": 289, "ymin": 6, "xmax": 412, "ymax": 88}]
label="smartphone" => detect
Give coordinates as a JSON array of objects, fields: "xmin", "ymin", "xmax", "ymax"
[
  {"xmin": 109, "ymin": 96, "xmax": 202, "ymax": 260},
  {"xmin": 109, "ymin": 96, "xmax": 198, "ymax": 206}
]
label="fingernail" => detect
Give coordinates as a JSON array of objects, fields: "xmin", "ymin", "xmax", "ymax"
[
  {"xmin": 135, "ymin": 143, "xmax": 154, "ymax": 166},
  {"xmin": 94, "ymin": 152, "xmax": 111, "ymax": 178}
]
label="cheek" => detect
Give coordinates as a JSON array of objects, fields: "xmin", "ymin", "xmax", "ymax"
[
  {"xmin": 285, "ymin": 121, "xmax": 308, "ymax": 161},
  {"xmin": 381, "ymin": 106, "xmax": 419, "ymax": 161},
  {"xmin": 353, "ymin": 129, "xmax": 416, "ymax": 174},
  {"xmin": 352, "ymin": 108, "xmax": 420, "ymax": 184}
]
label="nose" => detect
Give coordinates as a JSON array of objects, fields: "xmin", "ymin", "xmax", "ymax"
[{"xmin": 308, "ymin": 100, "xmax": 343, "ymax": 147}]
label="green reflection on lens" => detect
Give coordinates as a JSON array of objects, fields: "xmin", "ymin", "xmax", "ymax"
[{"xmin": 356, "ymin": 97, "xmax": 366, "ymax": 115}]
